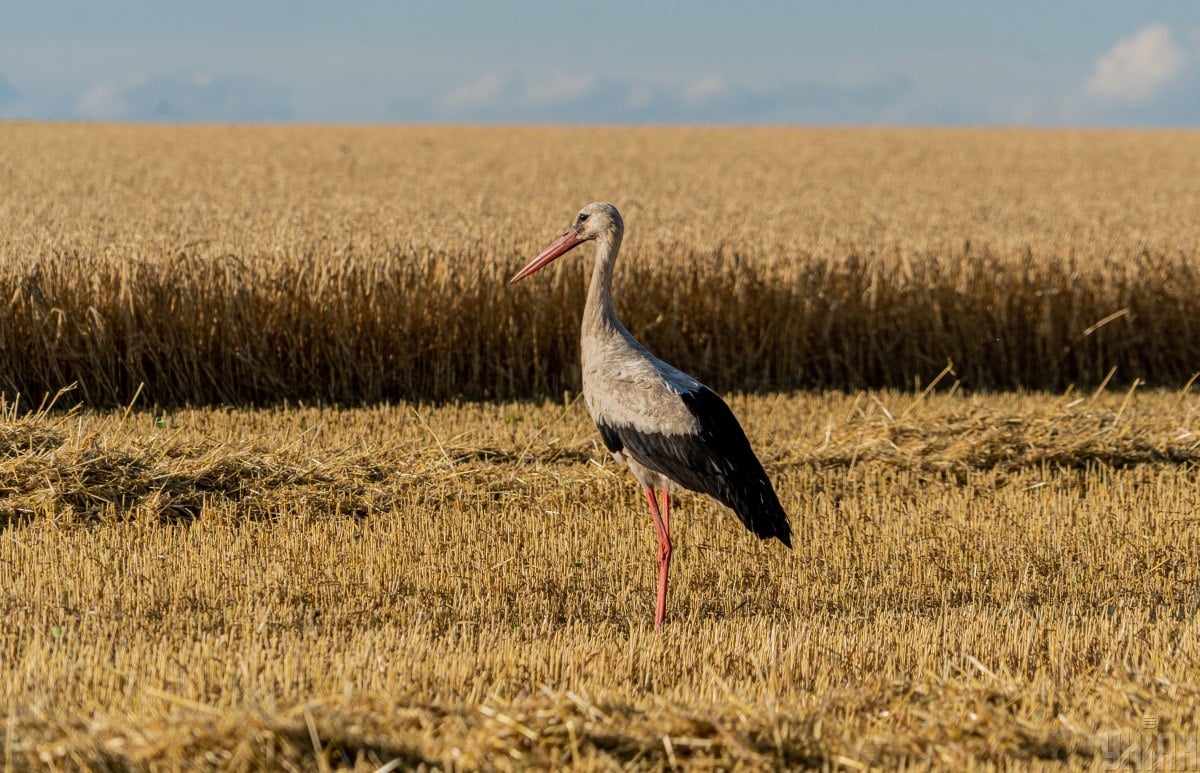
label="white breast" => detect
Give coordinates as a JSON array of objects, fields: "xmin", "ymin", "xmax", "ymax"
[{"xmin": 581, "ymin": 327, "xmax": 704, "ymax": 436}]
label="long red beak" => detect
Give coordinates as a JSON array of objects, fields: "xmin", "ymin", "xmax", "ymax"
[{"xmin": 509, "ymin": 229, "xmax": 585, "ymax": 284}]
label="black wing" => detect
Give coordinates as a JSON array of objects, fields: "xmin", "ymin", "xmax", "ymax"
[{"xmin": 600, "ymin": 386, "xmax": 792, "ymax": 547}]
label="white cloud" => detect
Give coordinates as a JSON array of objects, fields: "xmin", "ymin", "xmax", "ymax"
[
  {"xmin": 423, "ymin": 70, "xmax": 910, "ymax": 123},
  {"xmin": 681, "ymin": 76, "xmax": 728, "ymax": 107},
  {"xmin": 625, "ymin": 86, "xmax": 653, "ymax": 110},
  {"xmin": 434, "ymin": 73, "xmax": 508, "ymax": 113},
  {"xmin": 434, "ymin": 72, "xmax": 598, "ymax": 115},
  {"xmin": 77, "ymin": 72, "xmax": 292, "ymax": 122},
  {"xmin": 1084, "ymin": 23, "xmax": 1190, "ymax": 105},
  {"xmin": 987, "ymin": 95, "xmax": 1041, "ymax": 125},
  {"xmin": 78, "ymin": 74, "xmax": 149, "ymax": 120},
  {"xmin": 522, "ymin": 74, "xmax": 594, "ymax": 106}
]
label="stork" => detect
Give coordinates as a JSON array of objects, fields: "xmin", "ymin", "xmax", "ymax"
[{"xmin": 510, "ymin": 202, "xmax": 792, "ymax": 631}]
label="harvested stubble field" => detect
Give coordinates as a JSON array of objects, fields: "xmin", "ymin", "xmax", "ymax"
[
  {"xmin": 2, "ymin": 125, "xmax": 1200, "ymax": 770},
  {"xmin": 2, "ymin": 389, "xmax": 1200, "ymax": 769}
]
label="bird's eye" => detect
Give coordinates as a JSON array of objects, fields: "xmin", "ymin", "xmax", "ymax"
[{"xmin": 578, "ymin": 213, "xmax": 589, "ymax": 222}]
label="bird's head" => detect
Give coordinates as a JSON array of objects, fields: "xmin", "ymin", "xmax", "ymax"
[{"xmin": 509, "ymin": 202, "xmax": 623, "ymax": 284}]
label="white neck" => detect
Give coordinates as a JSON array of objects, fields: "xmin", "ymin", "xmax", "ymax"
[{"xmin": 582, "ymin": 231, "xmax": 623, "ymax": 337}]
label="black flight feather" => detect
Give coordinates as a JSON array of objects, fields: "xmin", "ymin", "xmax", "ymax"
[{"xmin": 596, "ymin": 386, "xmax": 792, "ymax": 547}]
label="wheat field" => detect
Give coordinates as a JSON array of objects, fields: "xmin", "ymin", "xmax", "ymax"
[
  {"xmin": 2, "ymin": 125, "xmax": 1200, "ymax": 404},
  {"xmin": 3, "ymin": 125, "xmax": 1200, "ymax": 770}
]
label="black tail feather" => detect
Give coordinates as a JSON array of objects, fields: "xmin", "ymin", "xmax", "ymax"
[{"xmin": 725, "ymin": 473, "xmax": 792, "ymax": 548}]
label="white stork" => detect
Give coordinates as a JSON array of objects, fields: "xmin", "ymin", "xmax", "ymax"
[{"xmin": 510, "ymin": 202, "xmax": 792, "ymax": 631}]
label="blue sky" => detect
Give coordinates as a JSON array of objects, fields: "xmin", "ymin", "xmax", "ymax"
[{"xmin": 1, "ymin": 1, "xmax": 1198, "ymax": 125}]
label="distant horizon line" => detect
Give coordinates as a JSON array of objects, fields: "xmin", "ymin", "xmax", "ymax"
[{"xmin": 2, "ymin": 119, "xmax": 1197, "ymax": 131}]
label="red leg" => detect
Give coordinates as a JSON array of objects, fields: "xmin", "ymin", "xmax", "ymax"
[
  {"xmin": 645, "ymin": 488, "xmax": 672, "ymax": 632},
  {"xmin": 661, "ymin": 488, "xmax": 670, "ymax": 540}
]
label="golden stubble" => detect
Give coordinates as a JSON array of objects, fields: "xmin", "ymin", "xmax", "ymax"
[{"xmin": 2, "ymin": 388, "xmax": 1199, "ymax": 769}]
